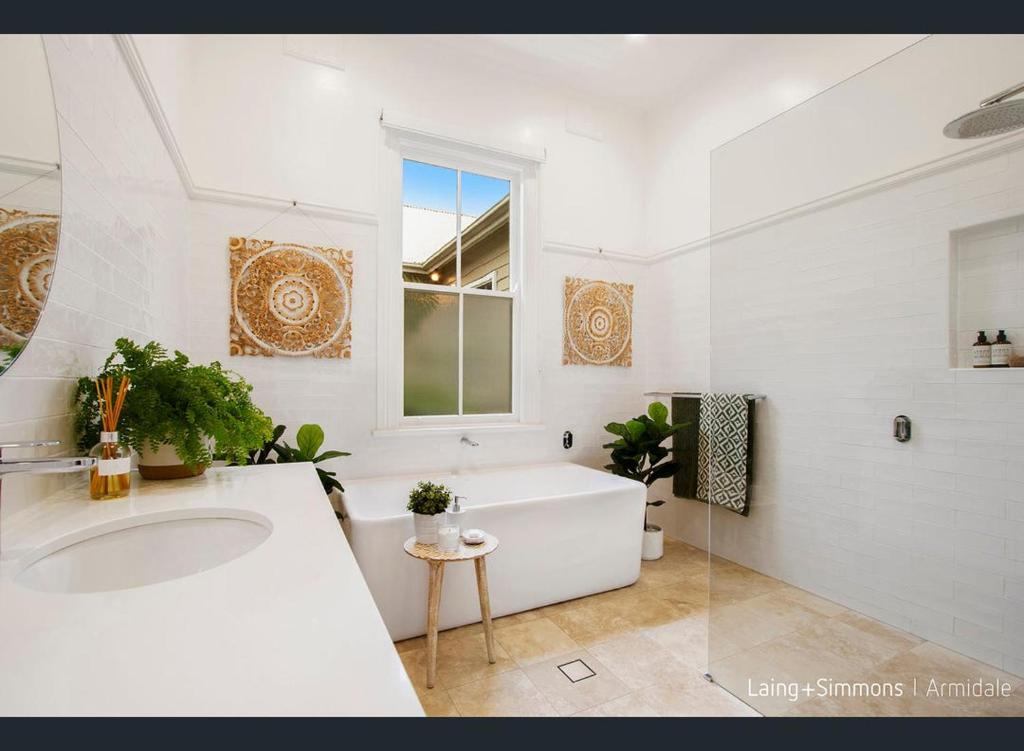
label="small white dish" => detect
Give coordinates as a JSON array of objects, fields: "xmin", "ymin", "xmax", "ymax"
[{"xmin": 461, "ymin": 528, "xmax": 486, "ymax": 545}]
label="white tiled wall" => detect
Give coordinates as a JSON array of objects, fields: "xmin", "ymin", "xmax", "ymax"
[
  {"xmin": 657, "ymin": 142, "xmax": 1024, "ymax": 677},
  {"xmin": 954, "ymin": 215, "xmax": 1024, "ymax": 367},
  {"xmin": 0, "ymin": 35, "xmax": 189, "ymax": 516},
  {"xmin": 186, "ymin": 200, "xmax": 651, "ymax": 480}
]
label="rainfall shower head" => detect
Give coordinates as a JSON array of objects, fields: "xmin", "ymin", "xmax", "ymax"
[{"xmin": 944, "ymin": 81, "xmax": 1024, "ymax": 139}]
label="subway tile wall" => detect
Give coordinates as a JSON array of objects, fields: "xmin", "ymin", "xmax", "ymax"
[
  {"xmin": 659, "ymin": 142, "xmax": 1024, "ymax": 677},
  {"xmin": 0, "ymin": 35, "xmax": 189, "ymax": 516},
  {"xmin": 185, "ymin": 199, "xmax": 651, "ymax": 479}
]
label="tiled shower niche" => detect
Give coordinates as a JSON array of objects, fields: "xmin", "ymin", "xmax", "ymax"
[{"xmin": 950, "ymin": 214, "xmax": 1024, "ymax": 368}]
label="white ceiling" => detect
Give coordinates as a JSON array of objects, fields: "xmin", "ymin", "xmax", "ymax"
[
  {"xmin": 416, "ymin": 34, "xmax": 924, "ymax": 111},
  {"xmin": 427, "ymin": 35, "xmax": 752, "ymax": 107}
]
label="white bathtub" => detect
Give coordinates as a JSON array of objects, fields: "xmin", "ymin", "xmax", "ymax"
[{"xmin": 340, "ymin": 462, "xmax": 646, "ymax": 641}]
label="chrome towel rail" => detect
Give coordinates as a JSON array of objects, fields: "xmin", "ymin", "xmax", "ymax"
[{"xmin": 644, "ymin": 391, "xmax": 766, "ymax": 401}]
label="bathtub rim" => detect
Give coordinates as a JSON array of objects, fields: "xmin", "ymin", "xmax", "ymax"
[{"xmin": 340, "ymin": 461, "xmax": 646, "ymax": 524}]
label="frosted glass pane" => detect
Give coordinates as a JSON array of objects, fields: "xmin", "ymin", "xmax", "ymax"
[
  {"xmin": 460, "ymin": 172, "xmax": 511, "ymax": 291},
  {"xmin": 404, "ymin": 290, "xmax": 458, "ymax": 416},
  {"xmin": 463, "ymin": 295, "xmax": 512, "ymax": 414},
  {"xmin": 402, "ymin": 160, "xmax": 458, "ymax": 286}
]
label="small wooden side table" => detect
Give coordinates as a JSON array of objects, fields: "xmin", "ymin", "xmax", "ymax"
[{"xmin": 403, "ymin": 533, "xmax": 499, "ymax": 689}]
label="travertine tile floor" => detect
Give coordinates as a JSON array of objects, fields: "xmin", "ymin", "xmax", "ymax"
[{"xmin": 394, "ymin": 537, "xmax": 1024, "ymax": 717}]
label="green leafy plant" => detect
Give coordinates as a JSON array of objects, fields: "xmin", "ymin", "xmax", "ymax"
[
  {"xmin": 406, "ymin": 480, "xmax": 452, "ymax": 516},
  {"xmin": 604, "ymin": 401, "xmax": 688, "ymax": 530},
  {"xmin": 274, "ymin": 423, "xmax": 351, "ymax": 495},
  {"xmin": 238, "ymin": 424, "xmax": 287, "ymax": 466},
  {"xmin": 73, "ymin": 338, "xmax": 273, "ymax": 467}
]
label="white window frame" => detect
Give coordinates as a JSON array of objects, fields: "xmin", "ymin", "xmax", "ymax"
[
  {"xmin": 466, "ymin": 270, "xmax": 498, "ymax": 290},
  {"xmin": 375, "ymin": 118, "xmax": 543, "ymax": 436}
]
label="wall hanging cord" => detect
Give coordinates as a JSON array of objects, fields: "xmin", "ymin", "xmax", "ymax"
[
  {"xmin": 240, "ymin": 200, "xmax": 298, "ymax": 242},
  {"xmin": 239, "ymin": 199, "xmax": 348, "ymax": 251},
  {"xmin": 569, "ymin": 245, "xmax": 630, "ymax": 286}
]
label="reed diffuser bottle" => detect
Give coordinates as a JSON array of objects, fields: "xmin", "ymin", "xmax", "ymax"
[{"xmin": 89, "ymin": 375, "xmax": 131, "ymax": 501}]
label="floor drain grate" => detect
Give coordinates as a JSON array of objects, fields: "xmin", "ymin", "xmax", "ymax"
[{"xmin": 557, "ymin": 658, "xmax": 596, "ymax": 683}]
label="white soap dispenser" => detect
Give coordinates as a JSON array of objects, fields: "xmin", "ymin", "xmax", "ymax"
[{"xmin": 447, "ymin": 495, "xmax": 467, "ymax": 532}]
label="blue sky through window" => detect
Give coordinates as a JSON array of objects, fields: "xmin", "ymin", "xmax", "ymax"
[{"xmin": 403, "ymin": 160, "xmax": 509, "ymax": 217}]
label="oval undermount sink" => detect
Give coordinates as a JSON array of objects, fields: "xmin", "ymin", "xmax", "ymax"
[{"xmin": 17, "ymin": 513, "xmax": 272, "ymax": 594}]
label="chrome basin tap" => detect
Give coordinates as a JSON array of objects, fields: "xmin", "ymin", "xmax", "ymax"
[
  {"xmin": 0, "ymin": 440, "xmax": 96, "ymax": 475},
  {"xmin": 0, "ymin": 440, "xmax": 96, "ymax": 556}
]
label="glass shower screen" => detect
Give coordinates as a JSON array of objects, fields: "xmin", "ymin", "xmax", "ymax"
[{"xmin": 706, "ymin": 35, "xmax": 1024, "ymax": 717}]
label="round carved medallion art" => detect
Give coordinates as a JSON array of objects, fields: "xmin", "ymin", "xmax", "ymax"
[
  {"xmin": 0, "ymin": 209, "xmax": 58, "ymax": 347},
  {"xmin": 229, "ymin": 237, "xmax": 353, "ymax": 358},
  {"xmin": 562, "ymin": 276, "xmax": 633, "ymax": 367}
]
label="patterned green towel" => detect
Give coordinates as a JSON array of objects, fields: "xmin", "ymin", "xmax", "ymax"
[
  {"xmin": 697, "ymin": 393, "xmax": 752, "ymax": 515},
  {"xmin": 672, "ymin": 394, "xmax": 754, "ymax": 516}
]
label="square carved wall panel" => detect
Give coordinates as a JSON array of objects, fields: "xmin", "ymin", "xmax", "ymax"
[
  {"xmin": 229, "ymin": 236, "xmax": 353, "ymax": 359},
  {"xmin": 562, "ymin": 276, "xmax": 633, "ymax": 367}
]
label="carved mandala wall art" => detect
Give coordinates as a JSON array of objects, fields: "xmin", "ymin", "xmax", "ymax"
[
  {"xmin": 229, "ymin": 236, "xmax": 353, "ymax": 359},
  {"xmin": 0, "ymin": 208, "xmax": 58, "ymax": 348},
  {"xmin": 562, "ymin": 276, "xmax": 633, "ymax": 367}
]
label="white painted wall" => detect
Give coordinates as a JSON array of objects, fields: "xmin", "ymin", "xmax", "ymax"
[
  {"xmin": 164, "ymin": 34, "xmax": 652, "ymax": 477},
  {"xmin": 644, "ymin": 34, "xmax": 924, "ymax": 255},
  {"xmin": 172, "ymin": 34, "xmax": 648, "ymax": 256},
  {"xmin": 0, "ymin": 34, "xmax": 190, "ymax": 516},
  {"xmin": 186, "ymin": 199, "xmax": 650, "ymax": 479},
  {"xmin": 711, "ymin": 35, "xmax": 1024, "ymax": 236}
]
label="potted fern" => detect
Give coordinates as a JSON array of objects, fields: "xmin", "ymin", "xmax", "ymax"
[
  {"xmin": 407, "ymin": 481, "xmax": 452, "ymax": 544},
  {"xmin": 604, "ymin": 401, "xmax": 687, "ymax": 560},
  {"xmin": 74, "ymin": 339, "xmax": 272, "ymax": 479}
]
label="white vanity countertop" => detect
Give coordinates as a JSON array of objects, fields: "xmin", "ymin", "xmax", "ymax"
[{"xmin": 0, "ymin": 463, "xmax": 424, "ymax": 717}]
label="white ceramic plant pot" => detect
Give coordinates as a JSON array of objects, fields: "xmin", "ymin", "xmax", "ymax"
[
  {"xmin": 641, "ymin": 525, "xmax": 664, "ymax": 561},
  {"xmin": 137, "ymin": 442, "xmax": 207, "ymax": 480},
  {"xmin": 413, "ymin": 513, "xmax": 440, "ymax": 544}
]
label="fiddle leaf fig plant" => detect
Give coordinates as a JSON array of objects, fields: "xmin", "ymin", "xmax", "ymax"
[
  {"xmin": 604, "ymin": 400, "xmax": 688, "ymax": 530},
  {"xmin": 274, "ymin": 423, "xmax": 351, "ymax": 495}
]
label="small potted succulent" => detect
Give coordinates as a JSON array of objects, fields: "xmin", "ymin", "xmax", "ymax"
[
  {"xmin": 407, "ymin": 480, "xmax": 452, "ymax": 544},
  {"xmin": 604, "ymin": 400, "xmax": 687, "ymax": 561}
]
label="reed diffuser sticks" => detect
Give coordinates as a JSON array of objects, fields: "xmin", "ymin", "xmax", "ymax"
[
  {"xmin": 90, "ymin": 375, "xmax": 132, "ymax": 500},
  {"xmin": 95, "ymin": 375, "xmax": 129, "ymax": 433}
]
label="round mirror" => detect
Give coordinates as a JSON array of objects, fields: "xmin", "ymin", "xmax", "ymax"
[{"xmin": 0, "ymin": 34, "xmax": 60, "ymax": 376}]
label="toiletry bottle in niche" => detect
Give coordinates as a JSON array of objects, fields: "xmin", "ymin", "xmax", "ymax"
[
  {"xmin": 992, "ymin": 330, "xmax": 1012, "ymax": 368},
  {"xmin": 89, "ymin": 431, "xmax": 131, "ymax": 500},
  {"xmin": 972, "ymin": 330, "xmax": 992, "ymax": 368}
]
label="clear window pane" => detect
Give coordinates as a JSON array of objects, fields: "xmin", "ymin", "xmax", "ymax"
[
  {"xmin": 402, "ymin": 160, "xmax": 458, "ymax": 286},
  {"xmin": 463, "ymin": 295, "xmax": 513, "ymax": 414},
  {"xmin": 460, "ymin": 172, "xmax": 511, "ymax": 291},
  {"xmin": 404, "ymin": 290, "xmax": 459, "ymax": 416}
]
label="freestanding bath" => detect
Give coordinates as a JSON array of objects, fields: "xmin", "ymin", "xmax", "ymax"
[{"xmin": 341, "ymin": 462, "xmax": 646, "ymax": 641}]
